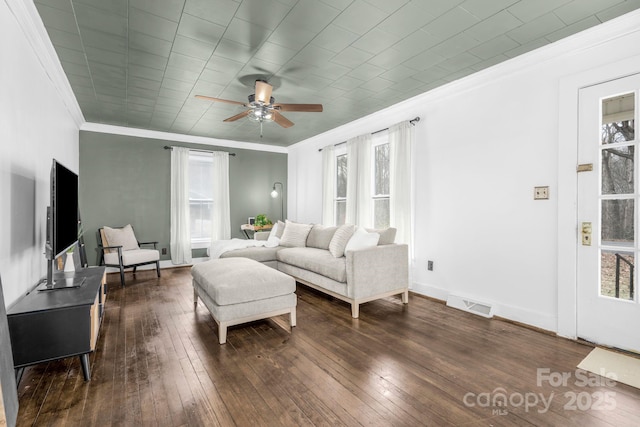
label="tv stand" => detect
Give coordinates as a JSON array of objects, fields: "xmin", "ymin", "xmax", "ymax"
[
  {"xmin": 40, "ymin": 274, "xmax": 86, "ymax": 291},
  {"xmin": 7, "ymin": 267, "xmax": 106, "ymax": 383}
]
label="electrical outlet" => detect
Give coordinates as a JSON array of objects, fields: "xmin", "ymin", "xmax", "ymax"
[
  {"xmin": 162, "ymin": 248, "xmax": 167, "ymax": 255},
  {"xmin": 534, "ymin": 186, "xmax": 549, "ymax": 200},
  {"xmin": 427, "ymin": 260, "xmax": 434, "ymax": 271}
]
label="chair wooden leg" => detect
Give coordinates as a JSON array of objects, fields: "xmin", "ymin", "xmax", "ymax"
[
  {"xmin": 119, "ymin": 265, "xmax": 125, "ymax": 287},
  {"xmin": 156, "ymin": 261, "xmax": 161, "ymax": 278},
  {"xmin": 193, "ymin": 287, "xmax": 198, "ymax": 308}
]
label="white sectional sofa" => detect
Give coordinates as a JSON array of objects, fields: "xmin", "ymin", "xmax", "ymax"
[{"xmin": 220, "ymin": 221, "xmax": 409, "ymax": 318}]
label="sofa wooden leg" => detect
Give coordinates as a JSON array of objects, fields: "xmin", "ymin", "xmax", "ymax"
[
  {"xmin": 402, "ymin": 290, "xmax": 409, "ymax": 304},
  {"xmin": 351, "ymin": 303, "xmax": 359, "ymax": 319},
  {"xmin": 218, "ymin": 323, "xmax": 227, "ymax": 344},
  {"xmin": 193, "ymin": 288, "xmax": 198, "ymax": 309},
  {"xmin": 290, "ymin": 307, "xmax": 296, "ymax": 328}
]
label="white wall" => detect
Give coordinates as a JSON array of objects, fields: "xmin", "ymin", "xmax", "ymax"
[
  {"xmin": 288, "ymin": 10, "xmax": 640, "ymax": 332},
  {"xmin": 0, "ymin": 1, "xmax": 81, "ymax": 306}
]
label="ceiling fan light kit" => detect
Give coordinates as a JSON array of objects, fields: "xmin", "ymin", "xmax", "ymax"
[{"xmin": 196, "ymin": 79, "xmax": 323, "ymax": 138}]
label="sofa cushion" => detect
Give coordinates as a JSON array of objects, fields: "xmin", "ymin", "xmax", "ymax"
[
  {"xmin": 280, "ymin": 220, "xmax": 312, "ymax": 247},
  {"xmin": 277, "ymin": 247, "xmax": 347, "ymax": 283},
  {"xmin": 306, "ymin": 224, "xmax": 337, "ymax": 250},
  {"xmin": 329, "ymin": 224, "xmax": 355, "ymax": 258},
  {"xmin": 365, "ymin": 227, "xmax": 397, "ymax": 245},
  {"xmin": 275, "ymin": 220, "xmax": 286, "ymax": 238},
  {"xmin": 220, "ymin": 246, "xmax": 280, "ymax": 263},
  {"xmin": 345, "ymin": 227, "xmax": 380, "ymax": 253}
]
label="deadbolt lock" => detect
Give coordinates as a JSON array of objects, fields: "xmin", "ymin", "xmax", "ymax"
[{"xmin": 581, "ymin": 222, "xmax": 592, "ymax": 246}]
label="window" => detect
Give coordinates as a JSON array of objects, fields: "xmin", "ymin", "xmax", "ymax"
[
  {"xmin": 189, "ymin": 152, "xmax": 213, "ymax": 248},
  {"xmin": 335, "ymin": 153, "xmax": 347, "ymax": 225},
  {"xmin": 373, "ymin": 141, "xmax": 390, "ymax": 229},
  {"xmin": 331, "ymin": 136, "xmax": 391, "ymax": 228}
]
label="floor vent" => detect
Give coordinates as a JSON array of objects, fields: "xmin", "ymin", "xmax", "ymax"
[{"xmin": 446, "ymin": 295, "xmax": 494, "ymax": 318}]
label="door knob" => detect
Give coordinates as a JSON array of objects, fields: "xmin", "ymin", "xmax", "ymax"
[{"xmin": 581, "ymin": 222, "xmax": 592, "ymax": 246}]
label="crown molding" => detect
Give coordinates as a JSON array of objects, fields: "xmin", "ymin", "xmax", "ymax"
[
  {"xmin": 80, "ymin": 123, "xmax": 289, "ymax": 154},
  {"xmin": 4, "ymin": 0, "xmax": 85, "ymax": 128}
]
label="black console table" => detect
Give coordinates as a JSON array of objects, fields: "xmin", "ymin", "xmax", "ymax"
[{"xmin": 7, "ymin": 266, "xmax": 106, "ymax": 382}]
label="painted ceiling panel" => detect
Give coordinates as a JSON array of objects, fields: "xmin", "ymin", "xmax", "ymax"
[{"xmin": 33, "ymin": 0, "xmax": 638, "ymax": 146}]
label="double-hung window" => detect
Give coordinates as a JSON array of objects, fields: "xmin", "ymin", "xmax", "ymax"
[
  {"xmin": 372, "ymin": 136, "xmax": 390, "ymax": 229},
  {"xmin": 189, "ymin": 152, "xmax": 213, "ymax": 248},
  {"xmin": 331, "ymin": 136, "xmax": 390, "ymax": 227},
  {"xmin": 335, "ymin": 151, "xmax": 347, "ymax": 225}
]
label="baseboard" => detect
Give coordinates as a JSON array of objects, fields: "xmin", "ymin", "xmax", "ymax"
[
  {"xmin": 410, "ymin": 282, "xmax": 449, "ymax": 301},
  {"xmin": 411, "ymin": 281, "xmax": 557, "ymax": 333}
]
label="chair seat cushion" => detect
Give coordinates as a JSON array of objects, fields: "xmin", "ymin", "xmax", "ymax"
[{"xmin": 104, "ymin": 249, "xmax": 160, "ymax": 266}]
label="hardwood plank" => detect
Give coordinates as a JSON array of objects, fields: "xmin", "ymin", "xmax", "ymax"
[{"xmin": 14, "ymin": 267, "xmax": 640, "ymax": 426}]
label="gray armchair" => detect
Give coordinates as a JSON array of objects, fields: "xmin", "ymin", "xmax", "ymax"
[{"xmin": 97, "ymin": 224, "xmax": 160, "ymax": 286}]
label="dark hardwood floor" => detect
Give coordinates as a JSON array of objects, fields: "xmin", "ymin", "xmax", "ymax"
[{"xmin": 15, "ymin": 267, "xmax": 640, "ymax": 426}]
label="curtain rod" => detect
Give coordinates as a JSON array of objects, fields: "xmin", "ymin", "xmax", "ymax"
[
  {"xmin": 318, "ymin": 117, "xmax": 420, "ymax": 152},
  {"xmin": 163, "ymin": 145, "xmax": 236, "ymax": 156}
]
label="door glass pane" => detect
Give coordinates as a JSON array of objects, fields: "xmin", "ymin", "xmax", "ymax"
[
  {"xmin": 601, "ymin": 93, "xmax": 635, "ymax": 144},
  {"xmin": 601, "ymin": 199, "xmax": 634, "ymax": 247},
  {"xmin": 600, "ymin": 250, "xmax": 635, "ymax": 300},
  {"xmin": 601, "ymin": 146, "xmax": 634, "ymax": 194}
]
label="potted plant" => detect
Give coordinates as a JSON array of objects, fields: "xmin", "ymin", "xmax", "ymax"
[{"xmin": 254, "ymin": 214, "xmax": 272, "ymax": 229}]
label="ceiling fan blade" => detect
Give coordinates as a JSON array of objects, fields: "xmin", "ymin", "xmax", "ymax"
[
  {"xmin": 273, "ymin": 103, "xmax": 323, "ymax": 112},
  {"xmin": 195, "ymin": 94, "xmax": 247, "ymax": 106},
  {"xmin": 273, "ymin": 111, "xmax": 294, "ymax": 128},
  {"xmin": 254, "ymin": 80, "xmax": 273, "ymax": 104},
  {"xmin": 223, "ymin": 110, "xmax": 251, "ymax": 122}
]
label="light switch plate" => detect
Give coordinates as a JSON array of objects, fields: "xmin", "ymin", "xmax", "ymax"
[{"xmin": 534, "ymin": 186, "xmax": 549, "ymax": 200}]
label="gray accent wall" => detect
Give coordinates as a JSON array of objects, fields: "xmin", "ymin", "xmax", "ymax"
[{"xmin": 79, "ymin": 131, "xmax": 287, "ymax": 265}]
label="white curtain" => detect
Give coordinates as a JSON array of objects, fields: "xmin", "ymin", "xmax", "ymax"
[
  {"xmin": 170, "ymin": 147, "xmax": 192, "ymax": 264},
  {"xmin": 321, "ymin": 145, "xmax": 336, "ymax": 225},
  {"xmin": 389, "ymin": 121, "xmax": 414, "ymax": 249},
  {"xmin": 346, "ymin": 134, "xmax": 372, "ymax": 226},
  {"xmin": 211, "ymin": 152, "xmax": 231, "ymax": 242}
]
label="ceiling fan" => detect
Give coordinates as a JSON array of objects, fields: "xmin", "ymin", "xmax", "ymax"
[{"xmin": 196, "ymin": 79, "xmax": 323, "ymax": 136}]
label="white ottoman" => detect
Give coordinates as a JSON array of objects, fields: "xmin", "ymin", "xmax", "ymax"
[{"xmin": 191, "ymin": 258, "xmax": 297, "ymax": 344}]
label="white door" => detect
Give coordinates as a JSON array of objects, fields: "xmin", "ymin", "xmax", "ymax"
[{"xmin": 577, "ymin": 74, "xmax": 640, "ymax": 353}]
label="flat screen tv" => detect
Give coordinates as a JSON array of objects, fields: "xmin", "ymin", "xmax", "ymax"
[{"xmin": 43, "ymin": 159, "xmax": 84, "ymax": 290}]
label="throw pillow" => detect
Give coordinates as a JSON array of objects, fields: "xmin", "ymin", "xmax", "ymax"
[
  {"xmin": 103, "ymin": 224, "xmax": 139, "ymax": 251},
  {"xmin": 267, "ymin": 222, "xmax": 279, "ymax": 239},
  {"xmin": 306, "ymin": 224, "xmax": 338, "ymax": 250},
  {"xmin": 345, "ymin": 227, "xmax": 380, "ymax": 253},
  {"xmin": 365, "ymin": 227, "xmax": 397, "ymax": 245},
  {"xmin": 279, "ymin": 221, "xmax": 313, "ymax": 247},
  {"xmin": 265, "ymin": 234, "xmax": 280, "ymax": 248},
  {"xmin": 275, "ymin": 220, "xmax": 286, "ymax": 238},
  {"xmin": 328, "ymin": 224, "xmax": 355, "ymax": 258}
]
